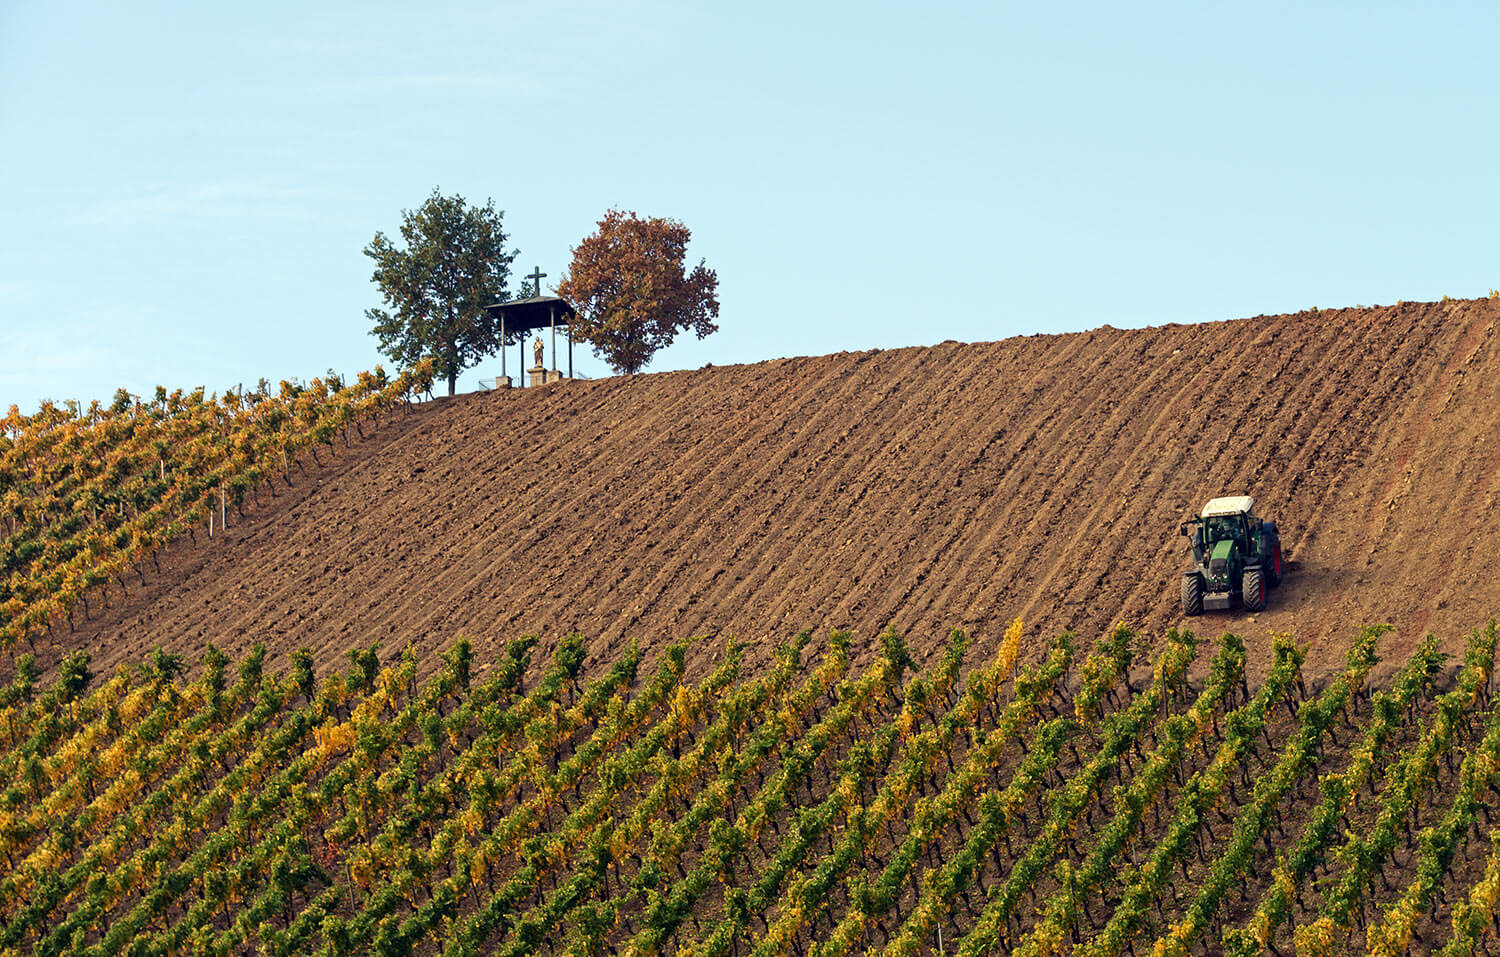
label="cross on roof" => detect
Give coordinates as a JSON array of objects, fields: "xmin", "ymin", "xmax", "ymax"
[{"xmin": 524, "ymin": 267, "xmax": 547, "ymax": 298}]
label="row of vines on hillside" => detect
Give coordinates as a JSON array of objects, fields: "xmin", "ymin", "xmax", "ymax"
[
  {"xmin": 0, "ymin": 360, "xmax": 436, "ymax": 652},
  {"xmin": 1, "ymin": 619, "xmax": 1499, "ymax": 954}
]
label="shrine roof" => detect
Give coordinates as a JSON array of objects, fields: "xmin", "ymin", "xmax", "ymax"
[{"xmin": 484, "ymin": 296, "xmax": 577, "ymax": 332}]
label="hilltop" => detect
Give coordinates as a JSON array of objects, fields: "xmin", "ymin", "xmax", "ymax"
[{"xmin": 56, "ymin": 297, "xmax": 1500, "ymax": 683}]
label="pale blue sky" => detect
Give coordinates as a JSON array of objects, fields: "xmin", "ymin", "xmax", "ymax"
[{"xmin": 3, "ymin": 2, "xmax": 1497, "ymax": 411}]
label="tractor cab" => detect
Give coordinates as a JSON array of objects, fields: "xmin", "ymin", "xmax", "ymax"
[
  {"xmin": 1191, "ymin": 515, "xmax": 1243, "ymax": 559},
  {"xmin": 1179, "ymin": 496, "xmax": 1283, "ymax": 615},
  {"xmin": 1184, "ymin": 497, "xmax": 1253, "ymax": 558}
]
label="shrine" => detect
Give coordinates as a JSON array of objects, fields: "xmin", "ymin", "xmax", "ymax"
[{"xmin": 484, "ymin": 267, "xmax": 578, "ymax": 387}]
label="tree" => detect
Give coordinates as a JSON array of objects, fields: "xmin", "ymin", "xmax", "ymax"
[
  {"xmin": 365, "ymin": 189, "xmax": 519, "ymax": 395},
  {"xmin": 556, "ymin": 210, "xmax": 719, "ymax": 375}
]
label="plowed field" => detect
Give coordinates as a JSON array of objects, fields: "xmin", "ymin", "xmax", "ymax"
[{"xmin": 60, "ymin": 298, "xmax": 1500, "ymax": 683}]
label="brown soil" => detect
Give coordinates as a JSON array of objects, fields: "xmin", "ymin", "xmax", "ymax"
[{"xmin": 48, "ymin": 298, "xmax": 1500, "ymax": 685}]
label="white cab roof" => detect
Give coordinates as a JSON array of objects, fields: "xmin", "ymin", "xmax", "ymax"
[{"xmin": 1201, "ymin": 495, "xmax": 1255, "ymax": 518}]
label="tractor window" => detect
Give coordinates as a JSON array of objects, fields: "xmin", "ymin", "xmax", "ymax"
[{"xmin": 1205, "ymin": 516, "xmax": 1242, "ymax": 545}]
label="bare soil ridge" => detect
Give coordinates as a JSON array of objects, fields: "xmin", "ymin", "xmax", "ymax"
[{"xmin": 61, "ymin": 298, "xmax": 1500, "ymax": 682}]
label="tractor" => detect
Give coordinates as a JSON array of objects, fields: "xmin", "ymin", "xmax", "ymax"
[{"xmin": 1179, "ymin": 495, "xmax": 1283, "ymax": 615}]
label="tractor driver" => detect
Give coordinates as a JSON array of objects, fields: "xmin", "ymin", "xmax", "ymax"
[{"xmin": 1204, "ymin": 516, "xmax": 1244, "ymax": 547}]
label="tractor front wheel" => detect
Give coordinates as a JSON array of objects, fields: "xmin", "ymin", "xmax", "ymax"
[
  {"xmin": 1182, "ymin": 573, "xmax": 1204, "ymax": 616},
  {"xmin": 1243, "ymin": 568, "xmax": 1267, "ymax": 612}
]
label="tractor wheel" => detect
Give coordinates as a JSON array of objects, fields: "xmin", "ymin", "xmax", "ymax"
[
  {"xmin": 1243, "ymin": 568, "xmax": 1267, "ymax": 612},
  {"xmin": 1263, "ymin": 521, "xmax": 1284, "ymax": 587},
  {"xmin": 1182, "ymin": 573, "xmax": 1204, "ymax": 616}
]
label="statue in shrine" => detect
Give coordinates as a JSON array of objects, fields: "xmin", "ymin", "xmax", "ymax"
[{"xmin": 532, "ymin": 337, "xmax": 545, "ymax": 368}]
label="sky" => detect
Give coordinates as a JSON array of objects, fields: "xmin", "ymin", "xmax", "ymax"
[{"xmin": 2, "ymin": 1, "xmax": 1498, "ymax": 411}]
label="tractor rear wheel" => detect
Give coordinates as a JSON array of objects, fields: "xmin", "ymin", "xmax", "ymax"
[
  {"xmin": 1268, "ymin": 538, "xmax": 1284, "ymax": 587},
  {"xmin": 1243, "ymin": 568, "xmax": 1267, "ymax": 612},
  {"xmin": 1182, "ymin": 573, "xmax": 1204, "ymax": 616}
]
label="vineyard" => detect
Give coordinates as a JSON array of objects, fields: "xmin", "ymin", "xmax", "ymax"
[
  {"xmin": 0, "ymin": 361, "xmax": 434, "ymax": 659},
  {"xmin": 8, "ymin": 299, "xmax": 1500, "ymax": 953},
  {"xmin": 36, "ymin": 296, "xmax": 1500, "ymax": 687},
  {"xmin": 4, "ymin": 620, "xmax": 1500, "ymax": 955}
]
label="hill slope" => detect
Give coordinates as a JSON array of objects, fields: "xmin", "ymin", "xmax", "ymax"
[{"xmin": 63, "ymin": 298, "xmax": 1500, "ymax": 682}]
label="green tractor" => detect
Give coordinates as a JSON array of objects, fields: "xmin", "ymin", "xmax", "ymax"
[{"xmin": 1180, "ymin": 495, "xmax": 1283, "ymax": 615}]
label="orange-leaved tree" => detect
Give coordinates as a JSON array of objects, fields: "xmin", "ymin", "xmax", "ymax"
[{"xmin": 557, "ymin": 209, "xmax": 719, "ymax": 375}]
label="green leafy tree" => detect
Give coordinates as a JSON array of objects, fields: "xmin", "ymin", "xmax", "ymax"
[
  {"xmin": 365, "ymin": 188, "xmax": 519, "ymax": 395},
  {"xmin": 556, "ymin": 209, "xmax": 719, "ymax": 375}
]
